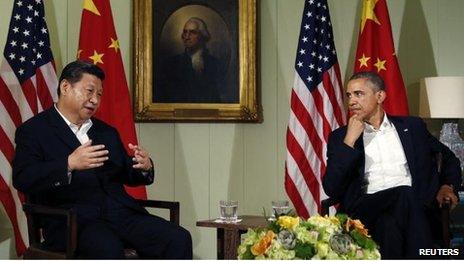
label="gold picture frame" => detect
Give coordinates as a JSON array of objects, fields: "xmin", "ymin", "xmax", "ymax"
[{"xmin": 133, "ymin": 0, "xmax": 260, "ymax": 122}]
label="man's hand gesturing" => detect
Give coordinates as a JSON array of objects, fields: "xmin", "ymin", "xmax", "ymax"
[
  {"xmin": 128, "ymin": 143, "xmax": 152, "ymax": 171},
  {"xmin": 68, "ymin": 140, "xmax": 109, "ymax": 171}
]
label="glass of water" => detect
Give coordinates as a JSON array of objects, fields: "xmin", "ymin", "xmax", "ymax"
[
  {"xmin": 219, "ymin": 200, "xmax": 238, "ymax": 223},
  {"xmin": 272, "ymin": 200, "xmax": 290, "ymax": 218}
]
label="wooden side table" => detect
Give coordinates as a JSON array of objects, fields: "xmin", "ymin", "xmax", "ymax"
[{"xmin": 196, "ymin": 215, "xmax": 268, "ymax": 259}]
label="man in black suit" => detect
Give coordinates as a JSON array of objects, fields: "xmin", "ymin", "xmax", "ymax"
[
  {"xmin": 323, "ymin": 71, "xmax": 461, "ymax": 259},
  {"xmin": 13, "ymin": 60, "xmax": 192, "ymax": 259},
  {"xmin": 155, "ymin": 17, "xmax": 224, "ymax": 103}
]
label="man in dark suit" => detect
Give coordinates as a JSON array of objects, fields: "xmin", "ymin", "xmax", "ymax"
[
  {"xmin": 323, "ymin": 71, "xmax": 461, "ymax": 259},
  {"xmin": 13, "ymin": 60, "xmax": 192, "ymax": 259},
  {"xmin": 155, "ymin": 17, "xmax": 224, "ymax": 103}
]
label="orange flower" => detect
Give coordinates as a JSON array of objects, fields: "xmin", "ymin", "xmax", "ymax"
[
  {"xmin": 345, "ymin": 218, "xmax": 370, "ymax": 237},
  {"xmin": 251, "ymin": 231, "xmax": 275, "ymax": 256}
]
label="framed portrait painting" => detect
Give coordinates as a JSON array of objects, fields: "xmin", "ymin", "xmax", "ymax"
[{"xmin": 134, "ymin": 0, "xmax": 260, "ymax": 122}]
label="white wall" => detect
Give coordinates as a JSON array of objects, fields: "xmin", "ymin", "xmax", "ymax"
[{"xmin": 1, "ymin": 0, "xmax": 464, "ymax": 258}]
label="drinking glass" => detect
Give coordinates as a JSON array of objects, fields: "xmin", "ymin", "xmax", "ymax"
[
  {"xmin": 219, "ymin": 200, "xmax": 238, "ymax": 223},
  {"xmin": 272, "ymin": 200, "xmax": 290, "ymax": 218}
]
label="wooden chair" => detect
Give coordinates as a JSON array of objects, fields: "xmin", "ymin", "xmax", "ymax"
[{"xmin": 22, "ymin": 199, "xmax": 180, "ymax": 259}]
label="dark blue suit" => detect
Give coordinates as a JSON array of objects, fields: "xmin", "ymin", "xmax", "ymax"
[
  {"xmin": 13, "ymin": 107, "xmax": 192, "ymax": 258},
  {"xmin": 323, "ymin": 116, "xmax": 461, "ymax": 258}
]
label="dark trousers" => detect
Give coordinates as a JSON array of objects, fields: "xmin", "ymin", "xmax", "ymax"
[
  {"xmin": 75, "ymin": 202, "xmax": 192, "ymax": 259},
  {"xmin": 348, "ymin": 186, "xmax": 433, "ymax": 259}
]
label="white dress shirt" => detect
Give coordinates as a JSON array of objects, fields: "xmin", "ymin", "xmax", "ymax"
[
  {"xmin": 363, "ymin": 115, "xmax": 412, "ymax": 194},
  {"xmin": 55, "ymin": 105, "xmax": 92, "ymax": 144}
]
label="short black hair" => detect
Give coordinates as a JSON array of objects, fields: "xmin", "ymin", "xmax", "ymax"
[
  {"xmin": 57, "ymin": 60, "xmax": 105, "ymax": 96},
  {"xmin": 349, "ymin": 71, "xmax": 385, "ymax": 92}
]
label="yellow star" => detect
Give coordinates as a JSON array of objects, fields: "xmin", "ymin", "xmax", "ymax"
[
  {"xmin": 360, "ymin": 0, "xmax": 380, "ymax": 33},
  {"xmin": 76, "ymin": 49, "xmax": 83, "ymax": 59},
  {"xmin": 83, "ymin": 0, "xmax": 101, "ymax": 16},
  {"xmin": 374, "ymin": 58, "xmax": 386, "ymax": 72},
  {"xmin": 108, "ymin": 38, "xmax": 120, "ymax": 53},
  {"xmin": 89, "ymin": 50, "xmax": 104, "ymax": 65},
  {"xmin": 358, "ymin": 53, "xmax": 370, "ymax": 68}
]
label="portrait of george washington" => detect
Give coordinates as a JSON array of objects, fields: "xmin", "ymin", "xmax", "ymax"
[{"xmin": 152, "ymin": 1, "xmax": 239, "ymax": 104}]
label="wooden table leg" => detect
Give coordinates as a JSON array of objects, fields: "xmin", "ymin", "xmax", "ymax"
[
  {"xmin": 224, "ymin": 228, "xmax": 241, "ymax": 259},
  {"xmin": 217, "ymin": 228, "xmax": 225, "ymax": 259},
  {"xmin": 217, "ymin": 228, "xmax": 241, "ymax": 259}
]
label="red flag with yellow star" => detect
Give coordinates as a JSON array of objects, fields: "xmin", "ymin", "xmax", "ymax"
[
  {"xmin": 78, "ymin": 0, "xmax": 147, "ymax": 199},
  {"xmin": 354, "ymin": 0, "xmax": 409, "ymax": 115}
]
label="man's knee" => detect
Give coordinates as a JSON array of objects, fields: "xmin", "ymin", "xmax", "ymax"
[
  {"xmin": 166, "ymin": 223, "xmax": 192, "ymax": 259},
  {"xmin": 77, "ymin": 223, "xmax": 125, "ymax": 259},
  {"xmin": 78, "ymin": 238, "xmax": 125, "ymax": 259},
  {"xmin": 170, "ymin": 226, "xmax": 192, "ymax": 256}
]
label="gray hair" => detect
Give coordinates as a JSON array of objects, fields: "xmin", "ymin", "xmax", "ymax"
[
  {"xmin": 349, "ymin": 71, "xmax": 385, "ymax": 92},
  {"xmin": 185, "ymin": 17, "xmax": 211, "ymax": 42}
]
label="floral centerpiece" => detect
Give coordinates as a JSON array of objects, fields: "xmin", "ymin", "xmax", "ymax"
[{"xmin": 238, "ymin": 213, "xmax": 380, "ymax": 259}]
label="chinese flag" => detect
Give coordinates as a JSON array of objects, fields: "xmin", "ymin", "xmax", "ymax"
[
  {"xmin": 354, "ymin": 0, "xmax": 409, "ymax": 116},
  {"xmin": 78, "ymin": 0, "xmax": 147, "ymax": 199}
]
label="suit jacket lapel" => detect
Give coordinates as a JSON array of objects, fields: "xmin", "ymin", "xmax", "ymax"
[
  {"xmin": 47, "ymin": 107, "xmax": 81, "ymax": 151},
  {"xmin": 87, "ymin": 120, "xmax": 102, "ymax": 144},
  {"xmin": 354, "ymin": 136, "xmax": 365, "ymax": 167},
  {"xmin": 390, "ymin": 116, "xmax": 417, "ymax": 177},
  {"xmin": 353, "ymin": 135, "xmax": 367, "ymax": 190},
  {"xmin": 87, "ymin": 121, "xmax": 111, "ymax": 184}
]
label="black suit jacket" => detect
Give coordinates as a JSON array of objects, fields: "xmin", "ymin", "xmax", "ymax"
[
  {"xmin": 155, "ymin": 50, "xmax": 223, "ymax": 103},
  {"xmin": 12, "ymin": 107, "xmax": 154, "ymax": 248},
  {"xmin": 323, "ymin": 116, "xmax": 461, "ymax": 212}
]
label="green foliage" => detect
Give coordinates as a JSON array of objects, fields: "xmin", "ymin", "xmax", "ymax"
[
  {"xmin": 335, "ymin": 213, "xmax": 348, "ymax": 227},
  {"xmin": 299, "ymin": 221, "xmax": 314, "ymax": 230},
  {"xmin": 350, "ymin": 230, "xmax": 378, "ymax": 250},
  {"xmin": 268, "ymin": 221, "xmax": 281, "ymax": 234},
  {"xmin": 262, "ymin": 207, "xmax": 270, "ymax": 222},
  {"xmin": 241, "ymin": 245, "xmax": 255, "ymax": 260},
  {"xmin": 294, "ymin": 242, "xmax": 315, "ymax": 259}
]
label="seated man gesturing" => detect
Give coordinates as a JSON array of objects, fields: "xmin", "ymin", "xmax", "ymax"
[{"xmin": 13, "ymin": 60, "xmax": 192, "ymax": 259}]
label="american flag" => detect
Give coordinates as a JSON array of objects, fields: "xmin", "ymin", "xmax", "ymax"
[
  {"xmin": 0, "ymin": 0, "xmax": 57, "ymax": 256},
  {"xmin": 285, "ymin": 0, "xmax": 345, "ymax": 218}
]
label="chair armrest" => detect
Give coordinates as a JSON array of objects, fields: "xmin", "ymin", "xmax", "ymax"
[
  {"xmin": 321, "ymin": 197, "xmax": 339, "ymax": 216},
  {"xmin": 23, "ymin": 203, "xmax": 77, "ymax": 258},
  {"xmin": 135, "ymin": 199, "xmax": 180, "ymax": 225},
  {"xmin": 23, "ymin": 203, "xmax": 73, "ymax": 216}
]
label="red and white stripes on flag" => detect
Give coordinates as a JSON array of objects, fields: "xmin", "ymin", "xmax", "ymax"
[
  {"xmin": 0, "ymin": 0, "xmax": 57, "ymax": 256},
  {"xmin": 285, "ymin": 0, "xmax": 346, "ymax": 219}
]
